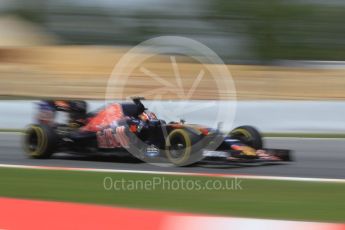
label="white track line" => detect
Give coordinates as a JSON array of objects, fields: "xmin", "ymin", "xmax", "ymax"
[{"xmin": 0, "ymin": 163, "xmax": 344, "ymax": 183}]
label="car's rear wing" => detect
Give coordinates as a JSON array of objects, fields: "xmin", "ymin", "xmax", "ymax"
[{"xmin": 36, "ymin": 100, "xmax": 87, "ymax": 125}]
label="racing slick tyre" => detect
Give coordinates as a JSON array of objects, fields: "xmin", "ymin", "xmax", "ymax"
[
  {"xmin": 229, "ymin": 126, "xmax": 263, "ymax": 150},
  {"xmin": 24, "ymin": 124, "xmax": 57, "ymax": 159},
  {"xmin": 165, "ymin": 129, "xmax": 203, "ymax": 166}
]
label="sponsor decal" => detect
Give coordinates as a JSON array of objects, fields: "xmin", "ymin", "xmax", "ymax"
[{"xmin": 97, "ymin": 126, "xmax": 129, "ymax": 148}]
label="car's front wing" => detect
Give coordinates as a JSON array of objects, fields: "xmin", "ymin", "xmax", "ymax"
[{"xmin": 201, "ymin": 149, "xmax": 292, "ymax": 165}]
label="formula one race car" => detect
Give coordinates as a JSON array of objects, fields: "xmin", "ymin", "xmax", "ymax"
[{"xmin": 24, "ymin": 97, "xmax": 291, "ymax": 166}]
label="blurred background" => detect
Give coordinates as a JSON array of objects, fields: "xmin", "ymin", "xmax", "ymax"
[
  {"xmin": 0, "ymin": 0, "xmax": 345, "ymax": 101},
  {"xmin": 1, "ymin": 0, "xmax": 345, "ymax": 60}
]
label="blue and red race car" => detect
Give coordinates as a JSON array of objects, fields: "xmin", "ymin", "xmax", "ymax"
[{"xmin": 24, "ymin": 97, "xmax": 291, "ymax": 166}]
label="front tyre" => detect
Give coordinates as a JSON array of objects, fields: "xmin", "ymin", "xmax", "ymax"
[
  {"xmin": 165, "ymin": 129, "xmax": 202, "ymax": 166},
  {"xmin": 24, "ymin": 124, "xmax": 57, "ymax": 158},
  {"xmin": 229, "ymin": 126, "xmax": 263, "ymax": 149}
]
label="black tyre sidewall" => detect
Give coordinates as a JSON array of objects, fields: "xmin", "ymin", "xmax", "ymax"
[
  {"xmin": 229, "ymin": 126, "xmax": 263, "ymax": 149},
  {"xmin": 165, "ymin": 129, "xmax": 203, "ymax": 166},
  {"xmin": 24, "ymin": 124, "xmax": 57, "ymax": 158}
]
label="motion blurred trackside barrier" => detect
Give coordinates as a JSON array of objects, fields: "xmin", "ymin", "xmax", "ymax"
[{"xmin": 3, "ymin": 100, "xmax": 345, "ymax": 133}]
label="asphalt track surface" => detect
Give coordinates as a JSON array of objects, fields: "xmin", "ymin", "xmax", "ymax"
[{"xmin": 0, "ymin": 133, "xmax": 344, "ymax": 179}]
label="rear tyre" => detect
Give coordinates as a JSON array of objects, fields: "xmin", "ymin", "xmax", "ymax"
[
  {"xmin": 24, "ymin": 124, "xmax": 57, "ymax": 159},
  {"xmin": 165, "ymin": 129, "xmax": 202, "ymax": 166},
  {"xmin": 229, "ymin": 126, "xmax": 263, "ymax": 149}
]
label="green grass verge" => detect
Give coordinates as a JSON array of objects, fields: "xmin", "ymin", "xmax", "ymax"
[{"xmin": 0, "ymin": 167, "xmax": 344, "ymax": 222}]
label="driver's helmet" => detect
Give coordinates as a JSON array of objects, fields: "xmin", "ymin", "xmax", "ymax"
[
  {"xmin": 138, "ymin": 111, "xmax": 157, "ymax": 122},
  {"xmin": 55, "ymin": 101, "xmax": 70, "ymax": 111}
]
